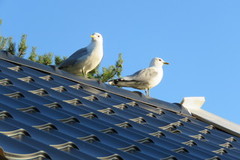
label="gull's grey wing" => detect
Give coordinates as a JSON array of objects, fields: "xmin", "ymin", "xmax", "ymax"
[
  {"xmin": 110, "ymin": 67, "xmax": 159, "ymax": 90},
  {"xmin": 126, "ymin": 67, "xmax": 158, "ymax": 81},
  {"xmin": 58, "ymin": 47, "xmax": 89, "ymax": 69},
  {"xmin": 130, "ymin": 70, "xmax": 142, "ymax": 77}
]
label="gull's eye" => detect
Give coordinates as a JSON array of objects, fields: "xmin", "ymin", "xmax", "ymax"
[
  {"xmin": 98, "ymin": 35, "xmax": 100, "ymax": 37},
  {"xmin": 158, "ymin": 59, "xmax": 162, "ymax": 61}
]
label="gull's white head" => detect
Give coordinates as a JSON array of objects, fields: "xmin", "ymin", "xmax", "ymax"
[
  {"xmin": 150, "ymin": 57, "xmax": 169, "ymax": 67},
  {"xmin": 90, "ymin": 32, "xmax": 103, "ymax": 43}
]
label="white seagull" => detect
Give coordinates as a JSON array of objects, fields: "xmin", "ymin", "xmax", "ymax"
[
  {"xmin": 108, "ymin": 57, "xmax": 169, "ymax": 96},
  {"xmin": 58, "ymin": 32, "xmax": 103, "ymax": 77}
]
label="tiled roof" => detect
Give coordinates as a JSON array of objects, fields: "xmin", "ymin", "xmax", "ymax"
[{"xmin": 0, "ymin": 50, "xmax": 240, "ymax": 160}]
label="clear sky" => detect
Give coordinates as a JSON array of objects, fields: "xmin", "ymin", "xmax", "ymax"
[{"xmin": 1, "ymin": 1, "xmax": 240, "ymax": 124}]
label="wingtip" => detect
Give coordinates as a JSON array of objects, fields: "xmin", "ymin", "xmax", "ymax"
[{"xmin": 108, "ymin": 79, "xmax": 121, "ymax": 86}]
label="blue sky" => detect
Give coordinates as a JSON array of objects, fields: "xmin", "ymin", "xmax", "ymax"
[{"xmin": 1, "ymin": 1, "xmax": 240, "ymax": 124}]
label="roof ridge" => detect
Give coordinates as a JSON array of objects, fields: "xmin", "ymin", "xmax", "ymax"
[{"xmin": 0, "ymin": 50, "xmax": 188, "ymax": 115}]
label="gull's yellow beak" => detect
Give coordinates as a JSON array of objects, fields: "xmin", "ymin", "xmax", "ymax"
[
  {"xmin": 164, "ymin": 62, "xmax": 169, "ymax": 65},
  {"xmin": 90, "ymin": 35, "xmax": 95, "ymax": 38}
]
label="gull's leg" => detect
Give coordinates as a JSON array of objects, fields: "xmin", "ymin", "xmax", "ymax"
[
  {"xmin": 82, "ymin": 70, "xmax": 87, "ymax": 78},
  {"xmin": 145, "ymin": 89, "xmax": 150, "ymax": 96}
]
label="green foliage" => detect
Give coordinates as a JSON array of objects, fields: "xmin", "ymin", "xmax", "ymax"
[
  {"xmin": 89, "ymin": 53, "xmax": 123, "ymax": 82},
  {"xmin": 37, "ymin": 53, "xmax": 53, "ymax": 65},
  {"xmin": 55, "ymin": 56, "xmax": 63, "ymax": 65},
  {"xmin": 55, "ymin": 56, "xmax": 67, "ymax": 65},
  {"xmin": 88, "ymin": 65, "xmax": 100, "ymax": 79},
  {"xmin": 115, "ymin": 53, "xmax": 123, "ymax": 77},
  {"xmin": 17, "ymin": 34, "xmax": 27, "ymax": 57},
  {"xmin": 0, "ymin": 37, "xmax": 8, "ymax": 50},
  {"xmin": 100, "ymin": 65, "xmax": 118, "ymax": 82},
  {"xmin": 0, "ymin": 19, "xmax": 123, "ymax": 82},
  {"xmin": 7, "ymin": 37, "xmax": 16, "ymax": 55},
  {"xmin": 28, "ymin": 47, "xmax": 37, "ymax": 62}
]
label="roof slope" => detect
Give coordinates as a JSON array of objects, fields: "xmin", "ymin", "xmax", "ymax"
[{"xmin": 0, "ymin": 50, "xmax": 240, "ymax": 160}]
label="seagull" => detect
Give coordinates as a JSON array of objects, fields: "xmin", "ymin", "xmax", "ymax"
[
  {"xmin": 108, "ymin": 57, "xmax": 169, "ymax": 96},
  {"xmin": 58, "ymin": 32, "xmax": 103, "ymax": 77}
]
